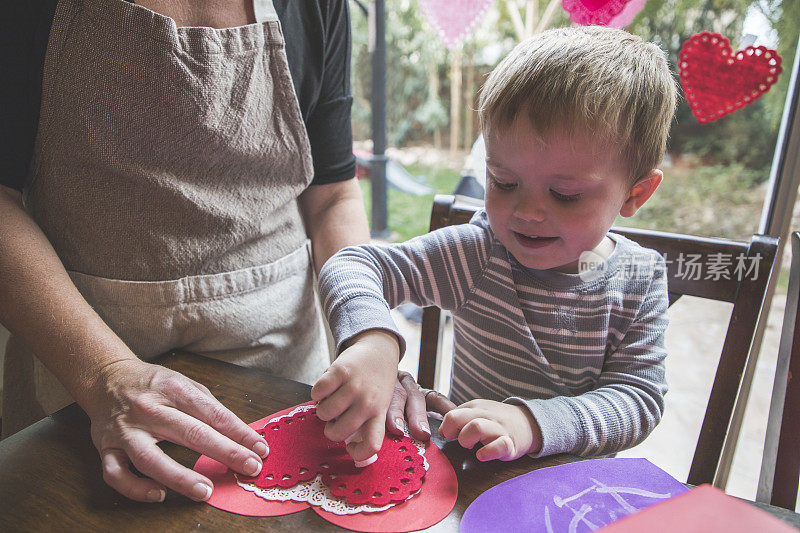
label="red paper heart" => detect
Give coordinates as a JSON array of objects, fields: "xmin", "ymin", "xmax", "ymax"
[
  {"xmin": 679, "ymin": 31, "xmax": 782, "ymax": 124},
  {"xmin": 418, "ymin": 0, "xmax": 493, "ymax": 50},
  {"xmin": 239, "ymin": 407, "xmax": 426, "ymax": 506},
  {"xmin": 322, "ymin": 434, "xmax": 427, "ymax": 506},
  {"xmin": 561, "ymin": 0, "xmax": 634, "ymax": 26},
  {"xmin": 194, "ymin": 402, "xmax": 459, "ymax": 531},
  {"xmin": 240, "ymin": 409, "xmax": 345, "ymax": 488}
]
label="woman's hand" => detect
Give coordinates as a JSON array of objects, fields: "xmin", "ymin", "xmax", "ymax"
[
  {"xmin": 386, "ymin": 371, "xmax": 456, "ymax": 440},
  {"xmin": 438, "ymin": 399, "xmax": 543, "ymax": 461},
  {"xmin": 310, "ymin": 330, "xmax": 400, "ymax": 461},
  {"xmin": 85, "ymin": 359, "xmax": 269, "ymax": 503}
]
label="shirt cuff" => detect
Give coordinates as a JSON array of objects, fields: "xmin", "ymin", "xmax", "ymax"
[
  {"xmin": 328, "ymin": 295, "xmax": 407, "ymax": 357},
  {"xmin": 504, "ymin": 396, "xmax": 583, "ymax": 458}
]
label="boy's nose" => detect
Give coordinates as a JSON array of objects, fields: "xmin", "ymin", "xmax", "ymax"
[{"xmin": 513, "ymin": 197, "xmax": 546, "ymax": 223}]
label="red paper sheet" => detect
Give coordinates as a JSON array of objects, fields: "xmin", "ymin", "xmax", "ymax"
[
  {"xmin": 598, "ymin": 484, "xmax": 797, "ymax": 532},
  {"xmin": 193, "ymin": 402, "xmax": 458, "ymax": 531}
]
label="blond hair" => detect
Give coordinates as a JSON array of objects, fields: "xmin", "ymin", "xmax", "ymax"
[{"xmin": 478, "ymin": 26, "xmax": 677, "ymax": 182}]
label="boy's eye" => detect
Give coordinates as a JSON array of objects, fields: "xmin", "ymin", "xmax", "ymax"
[
  {"xmin": 489, "ymin": 175, "xmax": 517, "ymax": 191},
  {"xmin": 550, "ymin": 189, "xmax": 581, "ymax": 202}
]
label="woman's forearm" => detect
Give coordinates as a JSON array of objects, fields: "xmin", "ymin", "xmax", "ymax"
[
  {"xmin": 0, "ymin": 185, "xmax": 138, "ymax": 412},
  {"xmin": 298, "ymin": 177, "xmax": 370, "ymax": 273}
]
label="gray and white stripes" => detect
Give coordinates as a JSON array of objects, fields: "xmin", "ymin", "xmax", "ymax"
[{"xmin": 319, "ymin": 210, "xmax": 668, "ymax": 457}]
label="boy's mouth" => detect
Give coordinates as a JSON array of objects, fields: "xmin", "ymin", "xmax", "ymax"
[{"xmin": 513, "ymin": 231, "xmax": 558, "ymax": 248}]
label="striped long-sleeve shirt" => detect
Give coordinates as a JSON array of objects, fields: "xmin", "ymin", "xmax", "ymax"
[{"xmin": 319, "ymin": 210, "xmax": 669, "ymax": 457}]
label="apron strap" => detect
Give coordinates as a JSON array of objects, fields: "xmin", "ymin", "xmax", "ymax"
[{"xmin": 253, "ymin": 0, "xmax": 278, "ymax": 23}]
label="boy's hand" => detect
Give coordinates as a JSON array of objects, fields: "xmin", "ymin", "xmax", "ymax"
[
  {"xmin": 438, "ymin": 400, "xmax": 543, "ymax": 461},
  {"xmin": 310, "ymin": 330, "xmax": 400, "ymax": 461}
]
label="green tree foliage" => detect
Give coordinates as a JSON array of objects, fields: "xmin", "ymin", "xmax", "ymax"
[{"xmin": 351, "ymin": 0, "xmax": 798, "ymax": 175}]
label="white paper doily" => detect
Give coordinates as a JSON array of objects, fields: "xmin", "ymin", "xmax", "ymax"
[{"xmin": 236, "ymin": 404, "xmax": 428, "ymax": 515}]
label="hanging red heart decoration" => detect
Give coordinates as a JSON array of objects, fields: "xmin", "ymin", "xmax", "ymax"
[
  {"xmin": 417, "ymin": 0, "xmax": 494, "ymax": 50},
  {"xmin": 561, "ymin": 0, "xmax": 639, "ymax": 27},
  {"xmin": 679, "ymin": 31, "xmax": 782, "ymax": 124}
]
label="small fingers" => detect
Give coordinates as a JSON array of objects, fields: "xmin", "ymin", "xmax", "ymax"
[
  {"xmin": 438, "ymin": 407, "xmax": 478, "ymax": 440},
  {"xmin": 457, "ymin": 418, "xmax": 504, "ymax": 450},
  {"xmin": 101, "ymin": 449, "xmax": 166, "ymax": 503},
  {"xmin": 322, "ymin": 403, "xmax": 369, "ymax": 443},
  {"xmin": 310, "ymin": 364, "xmax": 348, "ymax": 403},
  {"xmin": 475, "ymin": 435, "xmax": 516, "ymax": 462},
  {"xmin": 315, "ymin": 386, "xmax": 355, "ymax": 423},
  {"xmin": 345, "ymin": 416, "xmax": 385, "ymax": 462}
]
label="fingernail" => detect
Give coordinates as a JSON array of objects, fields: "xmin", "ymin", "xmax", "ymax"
[
  {"xmin": 192, "ymin": 483, "xmax": 212, "ymax": 502},
  {"xmin": 244, "ymin": 457, "xmax": 262, "ymax": 476},
  {"xmin": 253, "ymin": 440, "xmax": 268, "ymax": 458},
  {"xmin": 420, "ymin": 421, "xmax": 431, "ymax": 436},
  {"xmin": 146, "ymin": 488, "xmax": 166, "ymax": 503},
  {"xmin": 394, "ymin": 417, "xmax": 404, "ymax": 429}
]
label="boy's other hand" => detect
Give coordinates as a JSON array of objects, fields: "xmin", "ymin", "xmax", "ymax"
[
  {"xmin": 310, "ymin": 330, "xmax": 400, "ymax": 462},
  {"xmin": 438, "ymin": 399, "xmax": 543, "ymax": 461}
]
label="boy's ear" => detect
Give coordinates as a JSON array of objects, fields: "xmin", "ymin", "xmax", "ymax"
[{"xmin": 619, "ymin": 169, "xmax": 663, "ymax": 218}]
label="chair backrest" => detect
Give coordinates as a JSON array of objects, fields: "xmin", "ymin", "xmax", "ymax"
[
  {"xmin": 418, "ymin": 194, "xmax": 779, "ymax": 487},
  {"xmin": 757, "ymin": 231, "xmax": 800, "ymax": 510}
]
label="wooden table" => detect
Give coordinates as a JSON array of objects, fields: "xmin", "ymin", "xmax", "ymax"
[{"xmin": 1, "ymin": 352, "xmax": 798, "ymax": 531}]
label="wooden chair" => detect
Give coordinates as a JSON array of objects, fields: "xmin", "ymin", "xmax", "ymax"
[
  {"xmin": 417, "ymin": 194, "xmax": 779, "ymax": 487},
  {"xmin": 757, "ymin": 231, "xmax": 800, "ymax": 511}
]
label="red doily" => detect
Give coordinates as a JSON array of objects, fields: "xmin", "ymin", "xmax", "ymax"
[
  {"xmin": 322, "ymin": 434, "xmax": 427, "ymax": 506},
  {"xmin": 561, "ymin": 0, "xmax": 634, "ymax": 26},
  {"xmin": 679, "ymin": 31, "xmax": 782, "ymax": 124},
  {"xmin": 239, "ymin": 409, "xmax": 345, "ymax": 488},
  {"xmin": 239, "ymin": 407, "xmax": 427, "ymax": 506}
]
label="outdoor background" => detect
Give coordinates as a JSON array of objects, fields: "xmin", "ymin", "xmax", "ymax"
[
  {"xmin": 345, "ymin": 0, "xmax": 800, "ymax": 506},
  {"xmin": 0, "ymin": 0, "xmax": 797, "ymax": 509}
]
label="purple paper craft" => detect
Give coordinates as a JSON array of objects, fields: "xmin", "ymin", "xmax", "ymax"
[{"xmin": 460, "ymin": 458, "xmax": 688, "ymax": 533}]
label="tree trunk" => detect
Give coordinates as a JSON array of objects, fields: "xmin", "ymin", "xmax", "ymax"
[
  {"xmin": 464, "ymin": 48, "xmax": 475, "ymax": 149},
  {"xmin": 450, "ymin": 46, "xmax": 462, "ymax": 154},
  {"xmin": 430, "ymin": 57, "xmax": 442, "ymax": 149}
]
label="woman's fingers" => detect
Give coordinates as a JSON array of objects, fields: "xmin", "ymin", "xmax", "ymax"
[
  {"xmin": 169, "ymin": 386, "xmax": 268, "ymax": 459},
  {"xmin": 116, "ymin": 432, "xmax": 216, "ymax": 502},
  {"xmin": 398, "ymin": 373, "xmax": 432, "ymax": 440},
  {"xmin": 385, "ymin": 375, "xmax": 410, "ymax": 436},
  {"xmin": 154, "ymin": 407, "xmax": 263, "ymax": 479},
  {"xmin": 100, "ymin": 448, "xmax": 166, "ymax": 503},
  {"xmin": 424, "ymin": 389, "xmax": 457, "ymax": 417}
]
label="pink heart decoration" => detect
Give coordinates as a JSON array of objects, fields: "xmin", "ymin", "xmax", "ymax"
[
  {"xmin": 418, "ymin": 0, "xmax": 494, "ymax": 50},
  {"xmin": 561, "ymin": 0, "xmax": 640, "ymax": 27},
  {"xmin": 607, "ymin": 0, "xmax": 646, "ymax": 28}
]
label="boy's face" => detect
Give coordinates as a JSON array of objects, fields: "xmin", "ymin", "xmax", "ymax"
[{"xmin": 484, "ymin": 119, "xmax": 658, "ymax": 273}]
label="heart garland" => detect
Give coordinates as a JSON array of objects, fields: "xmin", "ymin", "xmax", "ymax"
[
  {"xmin": 679, "ymin": 31, "xmax": 782, "ymax": 124},
  {"xmin": 561, "ymin": 0, "xmax": 642, "ymax": 27},
  {"xmin": 239, "ymin": 406, "xmax": 427, "ymax": 506},
  {"xmin": 417, "ymin": 0, "xmax": 494, "ymax": 50}
]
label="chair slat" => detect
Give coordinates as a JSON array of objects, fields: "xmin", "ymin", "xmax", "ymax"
[{"xmin": 418, "ymin": 194, "xmax": 780, "ymax": 488}]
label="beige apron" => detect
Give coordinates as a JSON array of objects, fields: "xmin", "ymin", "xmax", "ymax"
[{"xmin": 2, "ymin": 0, "xmax": 330, "ymax": 437}]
